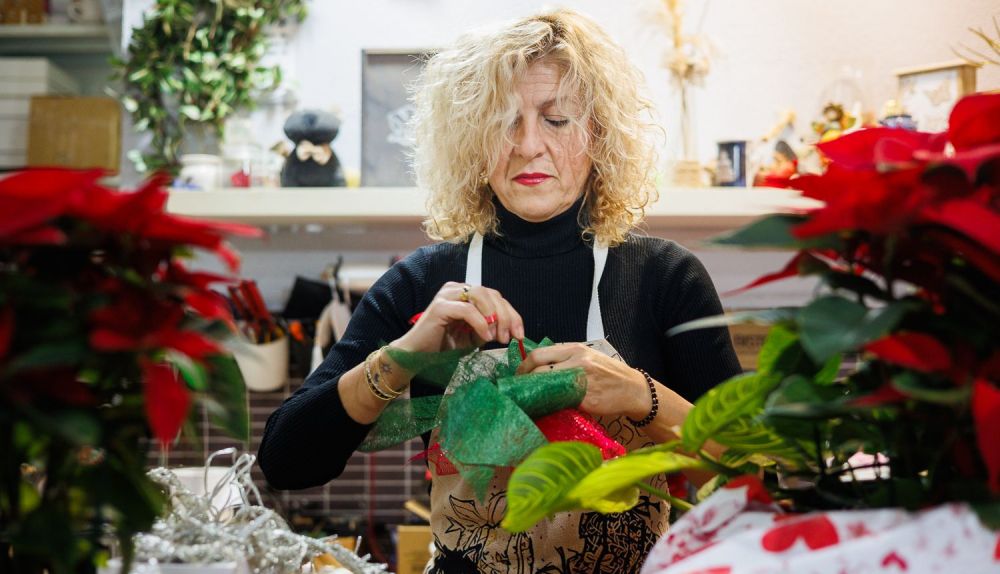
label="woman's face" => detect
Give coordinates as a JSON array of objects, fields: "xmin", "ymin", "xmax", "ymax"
[{"xmin": 488, "ymin": 60, "xmax": 592, "ymax": 223}]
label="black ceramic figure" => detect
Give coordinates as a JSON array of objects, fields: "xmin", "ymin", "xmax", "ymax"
[{"xmin": 281, "ymin": 109, "xmax": 346, "ymax": 187}]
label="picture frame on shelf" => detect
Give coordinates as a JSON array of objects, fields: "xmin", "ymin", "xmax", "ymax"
[
  {"xmin": 714, "ymin": 140, "xmax": 748, "ymax": 187},
  {"xmin": 895, "ymin": 60, "xmax": 979, "ymax": 133},
  {"xmin": 360, "ymin": 49, "xmax": 432, "ymax": 187}
]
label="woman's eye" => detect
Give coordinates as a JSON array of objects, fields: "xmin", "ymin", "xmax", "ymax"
[{"xmin": 545, "ymin": 117, "xmax": 570, "ymax": 127}]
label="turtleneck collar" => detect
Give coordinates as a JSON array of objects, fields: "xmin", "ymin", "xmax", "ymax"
[{"xmin": 487, "ymin": 194, "xmax": 588, "ymax": 258}]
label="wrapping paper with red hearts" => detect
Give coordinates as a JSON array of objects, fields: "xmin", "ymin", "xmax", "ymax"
[{"xmin": 641, "ymin": 477, "xmax": 1000, "ymax": 574}]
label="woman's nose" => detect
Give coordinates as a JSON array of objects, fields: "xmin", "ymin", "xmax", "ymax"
[{"xmin": 513, "ymin": 121, "xmax": 545, "ymax": 158}]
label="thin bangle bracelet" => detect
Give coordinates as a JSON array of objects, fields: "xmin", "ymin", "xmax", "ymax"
[
  {"xmin": 373, "ymin": 347, "xmax": 406, "ymax": 398},
  {"xmin": 364, "ymin": 349, "xmax": 398, "ymax": 401},
  {"xmin": 628, "ymin": 368, "xmax": 658, "ymax": 428}
]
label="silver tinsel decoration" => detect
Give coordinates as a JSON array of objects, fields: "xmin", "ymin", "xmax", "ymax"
[{"xmin": 135, "ymin": 449, "xmax": 391, "ymax": 574}]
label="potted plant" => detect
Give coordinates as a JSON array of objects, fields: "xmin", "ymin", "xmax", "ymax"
[
  {"xmin": 114, "ymin": 0, "xmax": 307, "ymax": 174},
  {"xmin": 501, "ymin": 92, "xmax": 1000, "ymax": 569},
  {"xmin": 0, "ymin": 169, "xmax": 261, "ymax": 573}
]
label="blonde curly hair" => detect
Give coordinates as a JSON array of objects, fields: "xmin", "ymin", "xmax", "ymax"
[{"xmin": 411, "ymin": 8, "xmax": 658, "ymax": 246}]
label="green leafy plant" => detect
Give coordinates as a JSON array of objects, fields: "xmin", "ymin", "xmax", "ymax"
[
  {"xmin": 114, "ymin": 0, "xmax": 307, "ymax": 174},
  {"xmin": 0, "ymin": 169, "xmax": 261, "ymax": 572},
  {"xmin": 503, "ymin": 92, "xmax": 1000, "ymax": 532}
]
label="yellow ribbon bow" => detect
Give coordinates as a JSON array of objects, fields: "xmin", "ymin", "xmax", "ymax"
[{"xmin": 295, "ymin": 140, "xmax": 333, "ymax": 165}]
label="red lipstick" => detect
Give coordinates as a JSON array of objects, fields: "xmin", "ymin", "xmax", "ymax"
[{"xmin": 513, "ymin": 173, "xmax": 551, "ymax": 186}]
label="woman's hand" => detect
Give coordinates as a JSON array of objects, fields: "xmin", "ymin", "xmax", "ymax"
[
  {"xmin": 393, "ymin": 282, "xmax": 525, "ymax": 353},
  {"xmin": 516, "ymin": 343, "xmax": 652, "ymax": 420}
]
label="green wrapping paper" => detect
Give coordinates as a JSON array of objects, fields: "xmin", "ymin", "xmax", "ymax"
[{"xmin": 358, "ymin": 338, "xmax": 588, "ymax": 499}]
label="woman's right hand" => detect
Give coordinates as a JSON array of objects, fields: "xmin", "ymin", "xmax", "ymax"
[{"xmin": 392, "ymin": 282, "xmax": 525, "ymax": 353}]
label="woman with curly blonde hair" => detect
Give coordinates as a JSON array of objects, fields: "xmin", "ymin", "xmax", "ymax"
[{"xmin": 260, "ymin": 9, "xmax": 739, "ymax": 573}]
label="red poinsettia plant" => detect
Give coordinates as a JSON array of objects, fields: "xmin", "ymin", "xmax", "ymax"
[
  {"xmin": 501, "ymin": 92, "xmax": 1000, "ymax": 536},
  {"xmin": 680, "ymin": 91, "xmax": 1000, "ymax": 516},
  {"xmin": 0, "ymin": 169, "xmax": 261, "ymax": 572}
]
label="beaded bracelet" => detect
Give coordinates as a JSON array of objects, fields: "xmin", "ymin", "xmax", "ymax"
[
  {"xmin": 628, "ymin": 368, "xmax": 658, "ymax": 428},
  {"xmin": 364, "ymin": 348, "xmax": 404, "ymax": 401}
]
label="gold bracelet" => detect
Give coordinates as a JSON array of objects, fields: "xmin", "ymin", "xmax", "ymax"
[
  {"xmin": 364, "ymin": 349, "xmax": 396, "ymax": 401},
  {"xmin": 364, "ymin": 348, "xmax": 405, "ymax": 401}
]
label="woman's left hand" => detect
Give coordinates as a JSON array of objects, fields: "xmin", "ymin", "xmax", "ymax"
[{"xmin": 515, "ymin": 343, "xmax": 652, "ymax": 419}]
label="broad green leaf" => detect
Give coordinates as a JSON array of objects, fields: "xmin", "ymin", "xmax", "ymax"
[
  {"xmin": 179, "ymin": 105, "xmax": 202, "ymax": 120},
  {"xmin": 719, "ymin": 449, "xmax": 774, "ymax": 469},
  {"xmin": 696, "ymin": 474, "xmax": 724, "ymax": 501},
  {"xmin": 681, "ymin": 371, "xmax": 782, "ymax": 451},
  {"xmin": 799, "ymin": 297, "xmax": 911, "ymax": 363},
  {"xmin": 502, "ymin": 442, "xmax": 603, "ymax": 533},
  {"xmin": 567, "ymin": 451, "xmax": 705, "ymax": 512},
  {"xmin": 756, "ymin": 324, "xmax": 799, "ymax": 375},
  {"xmin": 584, "ymin": 486, "xmax": 639, "ymax": 514},
  {"xmin": 19, "ymin": 481, "xmax": 41, "ymax": 513},
  {"xmin": 708, "ymin": 214, "xmax": 806, "ymax": 248},
  {"xmin": 815, "ymin": 353, "xmax": 843, "ymax": 385},
  {"xmin": 667, "ymin": 308, "xmax": 797, "ymax": 337},
  {"xmin": 713, "ymin": 418, "xmax": 812, "ymax": 463}
]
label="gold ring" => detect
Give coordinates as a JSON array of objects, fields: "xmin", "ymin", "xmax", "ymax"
[{"xmin": 459, "ymin": 284, "xmax": 471, "ymax": 303}]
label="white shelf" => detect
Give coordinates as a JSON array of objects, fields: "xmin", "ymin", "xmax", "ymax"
[
  {"xmin": 0, "ymin": 23, "xmax": 111, "ymax": 54},
  {"xmin": 166, "ymin": 186, "xmax": 817, "ymax": 229}
]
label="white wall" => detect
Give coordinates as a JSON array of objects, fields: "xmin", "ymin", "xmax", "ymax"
[
  {"xmin": 283, "ymin": 0, "xmax": 1000, "ymax": 176},
  {"xmin": 125, "ymin": 0, "xmax": 1000, "ymax": 308}
]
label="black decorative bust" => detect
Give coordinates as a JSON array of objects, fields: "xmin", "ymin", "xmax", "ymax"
[{"xmin": 280, "ymin": 109, "xmax": 346, "ymax": 187}]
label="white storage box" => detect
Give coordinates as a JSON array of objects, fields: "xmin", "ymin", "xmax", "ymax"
[
  {"xmin": 0, "ymin": 57, "xmax": 78, "ymax": 168},
  {"xmin": 0, "ymin": 57, "xmax": 78, "ymax": 96}
]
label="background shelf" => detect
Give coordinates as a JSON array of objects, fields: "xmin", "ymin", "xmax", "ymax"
[
  {"xmin": 0, "ymin": 23, "xmax": 113, "ymax": 54},
  {"xmin": 166, "ymin": 186, "xmax": 817, "ymax": 230}
]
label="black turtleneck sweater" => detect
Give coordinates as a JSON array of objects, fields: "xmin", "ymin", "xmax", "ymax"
[{"xmin": 258, "ymin": 199, "xmax": 741, "ymax": 490}]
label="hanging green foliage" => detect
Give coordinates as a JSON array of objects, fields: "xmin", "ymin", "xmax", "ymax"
[{"xmin": 113, "ymin": 0, "xmax": 307, "ymax": 174}]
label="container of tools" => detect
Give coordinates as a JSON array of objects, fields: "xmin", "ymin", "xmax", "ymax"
[{"xmin": 227, "ymin": 279, "xmax": 288, "ymax": 392}]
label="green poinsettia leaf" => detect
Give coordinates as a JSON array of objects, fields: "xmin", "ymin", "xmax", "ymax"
[
  {"xmin": 502, "ymin": 441, "xmax": 603, "ymax": 533},
  {"xmin": 971, "ymin": 500, "xmax": 1000, "ymax": 530},
  {"xmin": 765, "ymin": 374, "xmax": 847, "ymax": 414},
  {"xmin": 708, "ymin": 213, "xmax": 807, "ymax": 248},
  {"xmin": 891, "ymin": 371, "xmax": 971, "ymax": 405},
  {"xmin": 667, "ymin": 308, "xmax": 797, "ymax": 337},
  {"xmin": 200, "ymin": 354, "xmax": 249, "ymax": 442},
  {"xmin": 24, "ymin": 408, "xmax": 101, "ymax": 445},
  {"xmin": 567, "ymin": 451, "xmax": 705, "ymax": 512},
  {"xmin": 4, "ymin": 340, "xmax": 88, "ymax": 374},
  {"xmin": 166, "ymin": 350, "xmax": 207, "ymax": 391},
  {"xmin": 798, "ymin": 296, "xmax": 912, "ymax": 363},
  {"xmin": 823, "ymin": 272, "xmax": 889, "ymax": 302},
  {"xmin": 681, "ymin": 371, "xmax": 782, "ymax": 452}
]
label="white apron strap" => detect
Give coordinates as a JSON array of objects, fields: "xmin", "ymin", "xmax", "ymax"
[{"xmin": 465, "ymin": 232, "xmax": 607, "ymax": 340}]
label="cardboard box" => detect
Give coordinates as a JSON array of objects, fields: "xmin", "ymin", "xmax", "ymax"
[
  {"xmin": 27, "ymin": 96, "xmax": 121, "ymax": 172},
  {"xmin": 728, "ymin": 322, "xmax": 771, "ymax": 371},
  {"xmin": 0, "ymin": 0, "xmax": 47, "ymax": 24},
  {"xmin": 396, "ymin": 524, "xmax": 432, "ymax": 574}
]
